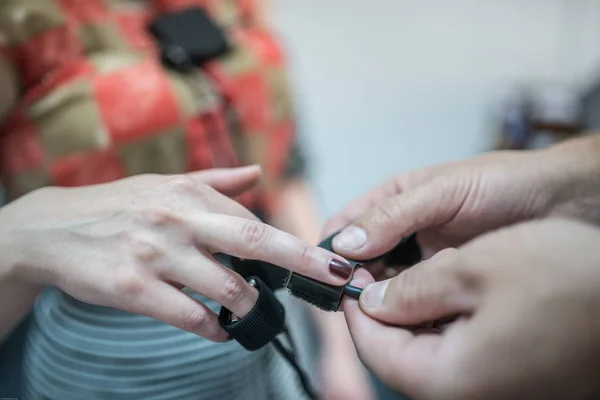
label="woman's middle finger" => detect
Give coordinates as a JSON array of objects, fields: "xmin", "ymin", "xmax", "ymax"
[{"xmin": 162, "ymin": 250, "xmax": 259, "ymax": 319}]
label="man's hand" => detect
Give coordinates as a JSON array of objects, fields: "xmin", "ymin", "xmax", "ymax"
[
  {"xmin": 0, "ymin": 166, "xmax": 354, "ymax": 340},
  {"xmin": 324, "ymin": 135, "xmax": 600, "ymax": 264},
  {"xmin": 343, "ymin": 219, "xmax": 600, "ymax": 400}
]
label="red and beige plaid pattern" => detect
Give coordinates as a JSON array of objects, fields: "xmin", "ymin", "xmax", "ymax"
[{"xmin": 0, "ymin": 0, "xmax": 299, "ymax": 216}]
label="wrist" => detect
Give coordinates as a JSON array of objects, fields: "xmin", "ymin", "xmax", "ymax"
[
  {"xmin": 0, "ymin": 208, "xmax": 42, "ymax": 287},
  {"xmin": 0, "ymin": 234, "xmax": 27, "ymax": 282},
  {"xmin": 0, "ymin": 210, "xmax": 44, "ymax": 340},
  {"xmin": 539, "ymin": 134, "xmax": 600, "ymax": 225}
]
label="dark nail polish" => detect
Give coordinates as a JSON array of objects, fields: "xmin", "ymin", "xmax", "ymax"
[{"xmin": 329, "ymin": 259, "xmax": 353, "ymax": 280}]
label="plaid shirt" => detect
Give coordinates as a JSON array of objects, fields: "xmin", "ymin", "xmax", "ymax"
[{"xmin": 0, "ymin": 0, "xmax": 303, "ymax": 218}]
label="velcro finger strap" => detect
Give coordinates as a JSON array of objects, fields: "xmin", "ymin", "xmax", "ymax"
[{"xmin": 218, "ymin": 276, "xmax": 285, "ymax": 351}]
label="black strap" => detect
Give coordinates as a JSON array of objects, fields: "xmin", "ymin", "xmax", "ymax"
[{"xmin": 218, "ymin": 276, "xmax": 285, "ymax": 351}]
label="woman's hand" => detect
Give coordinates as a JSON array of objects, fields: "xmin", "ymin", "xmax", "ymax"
[
  {"xmin": 324, "ymin": 135, "xmax": 600, "ymax": 265},
  {"xmin": 343, "ymin": 219, "xmax": 600, "ymax": 400},
  {"xmin": 0, "ymin": 166, "xmax": 354, "ymax": 341},
  {"xmin": 319, "ymin": 313, "xmax": 376, "ymax": 400}
]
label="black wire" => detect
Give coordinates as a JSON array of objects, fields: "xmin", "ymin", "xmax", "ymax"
[{"xmin": 272, "ymin": 337, "xmax": 317, "ymax": 400}]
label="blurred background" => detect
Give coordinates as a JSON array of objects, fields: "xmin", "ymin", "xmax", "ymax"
[{"xmin": 269, "ymin": 0, "xmax": 600, "ymax": 220}]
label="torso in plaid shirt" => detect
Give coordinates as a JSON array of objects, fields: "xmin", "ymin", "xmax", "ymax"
[{"xmin": 0, "ymin": 1, "xmax": 314, "ymax": 399}]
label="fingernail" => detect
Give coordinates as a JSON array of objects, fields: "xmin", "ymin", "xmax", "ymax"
[
  {"xmin": 329, "ymin": 259, "xmax": 354, "ymax": 280},
  {"xmin": 360, "ymin": 280, "xmax": 389, "ymax": 307},
  {"xmin": 333, "ymin": 226, "xmax": 367, "ymax": 251}
]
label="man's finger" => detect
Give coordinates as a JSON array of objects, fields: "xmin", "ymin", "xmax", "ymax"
[
  {"xmin": 132, "ymin": 282, "xmax": 230, "ymax": 342},
  {"xmin": 332, "ymin": 179, "xmax": 463, "ymax": 260},
  {"xmin": 187, "ymin": 165, "xmax": 262, "ymax": 197},
  {"xmin": 359, "ymin": 249, "xmax": 478, "ymax": 326},
  {"xmin": 192, "ymin": 214, "xmax": 355, "ymax": 286},
  {"xmin": 343, "ymin": 283, "xmax": 442, "ymax": 399}
]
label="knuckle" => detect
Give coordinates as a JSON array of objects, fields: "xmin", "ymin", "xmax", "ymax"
[
  {"xmin": 370, "ymin": 199, "xmax": 399, "ymax": 229},
  {"xmin": 164, "ymin": 175, "xmax": 197, "ymax": 195},
  {"xmin": 298, "ymin": 243, "xmax": 313, "ymax": 264},
  {"xmin": 240, "ymin": 221, "xmax": 269, "ymax": 246},
  {"xmin": 122, "ymin": 231, "xmax": 165, "ymax": 263},
  {"xmin": 394, "ymin": 270, "xmax": 424, "ymax": 314},
  {"xmin": 114, "ymin": 267, "xmax": 146, "ymax": 296},
  {"xmin": 428, "ymin": 248, "xmax": 477, "ymax": 286},
  {"xmin": 141, "ymin": 207, "xmax": 181, "ymax": 227},
  {"xmin": 220, "ymin": 275, "xmax": 246, "ymax": 304},
  {"xmin": 183, "ymin": 306, "xmax": 210, "ymax": 332}
]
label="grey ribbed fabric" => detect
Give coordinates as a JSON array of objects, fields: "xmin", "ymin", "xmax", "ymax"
[{"xmin": 22, "ymin": 287, "xmax": 319, "ymax": 400}]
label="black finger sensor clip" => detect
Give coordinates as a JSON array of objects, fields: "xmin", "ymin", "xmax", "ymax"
[{"xmin": 285, "ymin": 233, "xmax": 422, "ymax": 312}]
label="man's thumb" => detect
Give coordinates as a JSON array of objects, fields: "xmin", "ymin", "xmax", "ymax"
[
  {"xmin": 359, "ymin": 249, "xmax": 478, "ymax": 326},
  {"xmin": 332, "ymin": 180, "xmax": 462, "ymax": 260}
]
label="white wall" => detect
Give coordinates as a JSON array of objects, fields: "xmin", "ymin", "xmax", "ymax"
[{"xmin": 272, "ymin": 0, "xmax": 600, "ymax": 219}]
